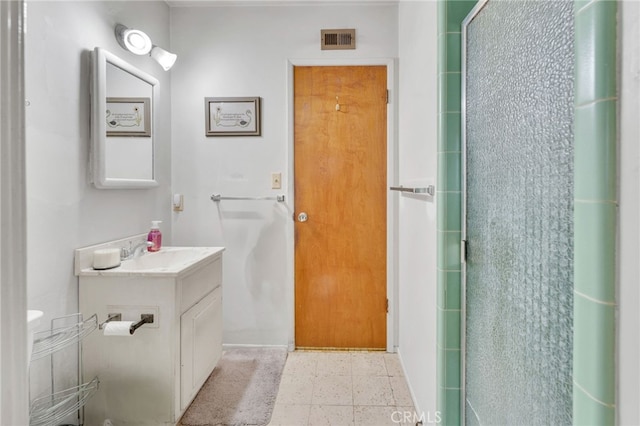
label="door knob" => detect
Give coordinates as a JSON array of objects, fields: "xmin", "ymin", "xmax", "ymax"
[{"xmin": 297, "ymin": 212, "xmax": 308, "ymax": 222}]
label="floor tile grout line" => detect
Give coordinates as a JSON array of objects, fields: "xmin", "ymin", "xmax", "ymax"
[{"xmin": 271, "ymin": 352, "xmax": 415, "ymax": 425}]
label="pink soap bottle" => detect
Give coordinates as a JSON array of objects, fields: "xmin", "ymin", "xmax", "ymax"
[{"xmin": 147, "ymin": 220, "xmax": 162, "ymax": 252}]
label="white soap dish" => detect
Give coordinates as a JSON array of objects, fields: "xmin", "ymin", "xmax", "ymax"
[{"xmin": 92, "ymin": 248, "xmax": 121, "ymax": 270}]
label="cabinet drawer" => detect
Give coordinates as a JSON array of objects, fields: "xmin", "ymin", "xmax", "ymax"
[{"xmin": 180, "ymin": 257, "xmax": 222, "ymax": 313}]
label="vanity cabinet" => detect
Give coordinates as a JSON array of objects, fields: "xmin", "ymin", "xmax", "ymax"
[
  {"xmin": 77, "ymin": 245, "xmax": 224, "ymax": 425},
  {"xmin": 180, "ymin": 286, "xmax": 222, "ymax": 410}
]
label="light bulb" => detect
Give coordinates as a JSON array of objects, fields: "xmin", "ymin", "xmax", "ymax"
[
  {"xmin": 115, "ymin": 24, "xmax": 152, "ymax": 55},
  {"xmin": 150, "ymin": 46, "xmax": 177, "ymax": 71}
]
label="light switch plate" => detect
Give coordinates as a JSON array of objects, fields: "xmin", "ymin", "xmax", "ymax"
[{"xmin": 271, "ymin": 173, "xmax": 282, "ymax": 189}]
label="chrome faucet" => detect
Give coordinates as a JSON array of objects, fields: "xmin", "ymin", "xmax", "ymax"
[{"xmin": 121, "ymin": 241, "xmax": 155, "ymax": 260}]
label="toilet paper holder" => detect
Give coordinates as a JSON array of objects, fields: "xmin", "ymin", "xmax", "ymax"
[
  {"xmin": 99, "ymin": 313, "xmax": 122, "ymax": 329},
  {"xmin": 129, "ymin": 314, "xmax": 154, "ymax": 335},
  {"xmin": 100, "ymin": 313, "xmax": 155, "ymax": 335}
]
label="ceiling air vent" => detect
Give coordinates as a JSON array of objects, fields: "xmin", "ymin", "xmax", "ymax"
[{"xmin": 321, "ymin": 29, "xmax": 356, "ymax": 50}]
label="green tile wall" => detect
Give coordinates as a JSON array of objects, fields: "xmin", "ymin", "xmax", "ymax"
[
  {"xmin": 436, "ymin": 1, "xmax": 476, "ymax": 424},
  {"xmin": 573, "ymin": 1, "xmax": 617, "ymax": 424},
  {"xmin": 436, "ymin": 0, "xmax": 617, "ymax": 424}
]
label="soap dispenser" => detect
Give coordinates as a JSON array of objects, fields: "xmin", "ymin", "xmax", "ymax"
[{"xmin": 147, "ymin": 220, "xmax": 162, "ymax": 252}]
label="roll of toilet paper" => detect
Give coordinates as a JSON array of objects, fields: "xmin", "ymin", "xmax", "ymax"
[{"xmin": 103, "ymin": 321, "xmax": 134, "ymax": 337}]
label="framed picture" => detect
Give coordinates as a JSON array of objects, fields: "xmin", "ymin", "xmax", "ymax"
[
  {"xmin": 205, "ymin": 97, "xmax": 261, "ymax": 136},
  {"xmin": 106, "ymin": 97, "xmax": 151, "ymax": 137}
]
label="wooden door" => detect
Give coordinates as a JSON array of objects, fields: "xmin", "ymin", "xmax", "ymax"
[{"xmin": 294, "ymin": 66, "xmax": 387, "ymax": 349}]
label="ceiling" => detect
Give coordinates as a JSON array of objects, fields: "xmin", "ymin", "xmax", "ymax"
[{"xmin": 165, "ymin": 0, "xmax": 400, "ymax": 7}]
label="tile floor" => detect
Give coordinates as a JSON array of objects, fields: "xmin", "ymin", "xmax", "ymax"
[{"xmin": 268, "ymin": 351, "xmax": 417, "ymax": 426}]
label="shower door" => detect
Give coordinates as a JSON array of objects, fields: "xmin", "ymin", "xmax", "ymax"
[{"xmin": 462, "ymin": 0, "xmax": 574, "ymax": 424}]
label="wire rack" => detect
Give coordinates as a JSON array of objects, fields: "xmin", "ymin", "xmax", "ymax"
[
  {"xmin": 29, "ymin": 376, "xmax": 99, "ymax": 426},
  {"xmin": 29, "ymin": 313, "xmax": 99, "ymax": 426},
  {"xmin": 31, "ymin": 314, "xmax": 98, "ymax": 361}
]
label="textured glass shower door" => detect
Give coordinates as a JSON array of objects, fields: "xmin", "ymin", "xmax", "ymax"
[{"xmin": 462, "ymin": 0, "xmax": 574, "ymax": 424}]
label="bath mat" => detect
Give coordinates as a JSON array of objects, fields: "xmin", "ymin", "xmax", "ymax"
[{"xmin": 179, "ymin": 348, "xmax": 288, "ymax": 426}]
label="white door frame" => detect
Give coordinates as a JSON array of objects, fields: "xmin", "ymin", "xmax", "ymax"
[
  {"xmin": 285, "ymin": 58, "xmax": 398, "ymax": 352},
  {"xmin": 0, "ymin": 0, "xmax": 29, "ymax": 424}
]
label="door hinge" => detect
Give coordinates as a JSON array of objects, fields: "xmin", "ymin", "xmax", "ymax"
[
  {"xmin": 461, "ymin": 240, "xmax": 468, "ymax": 264},
  {"xmin": 386, "ymin": 90, "xmax": 390, "ymax": 104},
  {"xmin": 386, "ymin": 298, "xmax": 389, "ymax": 313}
]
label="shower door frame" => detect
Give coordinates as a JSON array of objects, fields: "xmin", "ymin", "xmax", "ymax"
[
  {"xmin": 452, "ymin": 0, "xmax": 617, "ymax": 424},
  {"xmin": 460, "ymin": 0, "xmax": 577, "ymax": 422},
  {"xmin": 459, "ymin": 2, "xmax": 488, "ymax": 423}
]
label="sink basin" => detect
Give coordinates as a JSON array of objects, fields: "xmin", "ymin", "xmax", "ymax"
[
  {"xmin": 27, "ymin": 310, "xmax": 43, "ymax": 367},
  {"xmin": 79, "ymin": 246, "xmax": 224, "ymax": 277},
  {"xmin": 120, "ymin": 247, "xmax": 214, "ymax": 271}
]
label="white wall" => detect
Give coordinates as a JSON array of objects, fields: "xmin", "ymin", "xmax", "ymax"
[
  {"xmin": 21, "ymin": 0, "xmax": 436, "ymax": 418},
  {"xmin": 617, "ymin": 1, "xmax": 640, "ymax": 424},
  {"xmin": 23, "ymin": 2, "xmax": 637, "ymax": 423},
  {"xmin": 397, "ymin": 0, "xmax": 438, "ymax": 418},
  {"xmin": 170, "ymin": 3, "xmax": 398, "ymax": 346},
  {"xmin": 25, "ymin": 0, "xmax": 172, "ymax": 395}
]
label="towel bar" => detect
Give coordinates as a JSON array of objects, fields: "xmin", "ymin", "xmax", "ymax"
[
  {"xmin": 389, "ymin": 185, "xmax": 435, "ymax": 196},
  {"xmin": 211, "ymin": 194, "xmax": 285, "ymax": 202}
]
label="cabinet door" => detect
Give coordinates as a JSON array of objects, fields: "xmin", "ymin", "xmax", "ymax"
[{"xmin": 180, "ymin": 286, "xmax": 222, "ymax": 411}]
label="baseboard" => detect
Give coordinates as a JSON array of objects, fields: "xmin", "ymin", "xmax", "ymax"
[
  {"xmin": 222, "ymin": 343, "xmax": 290, "ymax": 351},
  {"xmin": 396, "ymin": 347, "xmax": 422, "ymax": 415}
]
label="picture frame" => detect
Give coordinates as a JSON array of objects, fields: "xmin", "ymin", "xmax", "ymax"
[
  {"xmin": 106, "ymin": 97, "xmax": 151, "ymax": 137},
  {"xmin": 205, "ymin": 97, "xmax": 261, "ymax": 136}
]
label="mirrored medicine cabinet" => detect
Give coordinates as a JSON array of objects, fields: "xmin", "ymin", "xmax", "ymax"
[{"xmin": 91, "ymin": 47, "xmax": 158, "ymax": 188}]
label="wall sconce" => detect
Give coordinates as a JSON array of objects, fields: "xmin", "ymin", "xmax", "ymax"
[{"xmin": 115, "ymin": 24, "xmax": 177, "ymax": 71}]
